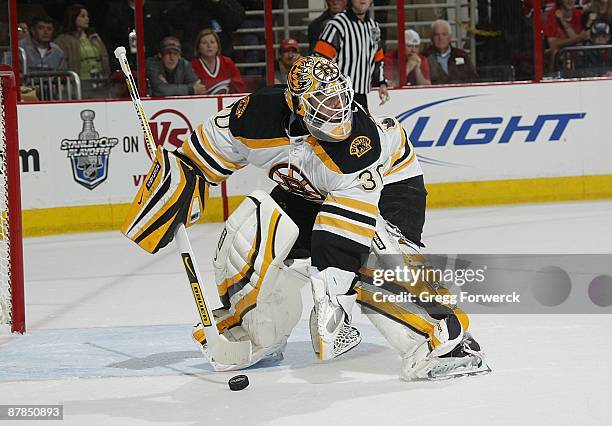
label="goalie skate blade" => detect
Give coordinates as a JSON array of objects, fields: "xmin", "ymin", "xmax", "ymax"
[
  {"xmin": 402, "ymin": 351, "xmax": 492, "ymax": 382},
  {"xmin": 209, "ymin": 338, "xmax": 252, "ymax": 366},
  {"xmin": 427, "ymin": 355, "xmax": 492, "ymax": 381}
]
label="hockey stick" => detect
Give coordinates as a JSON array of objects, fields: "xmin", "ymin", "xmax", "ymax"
[{"xmin": 114, "ymin": 47, "xmax": 252, "ymax": 365}]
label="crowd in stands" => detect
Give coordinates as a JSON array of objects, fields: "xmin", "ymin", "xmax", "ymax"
[
  {"xmin": 542, "ymin": 0, "xmax": 612, "ymax": 75},
  {"xmin": 4, "ymin": 0, "xmax": 612, "ymax": 101}
]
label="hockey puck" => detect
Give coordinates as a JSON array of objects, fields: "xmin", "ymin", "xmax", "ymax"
[{"xmin": 228, "ymin": 374, "xmax": 249, "ymax": 391}]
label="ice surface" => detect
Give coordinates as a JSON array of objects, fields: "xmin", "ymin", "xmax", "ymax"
[{"xmin": 1, "ymin": 200, "xmax": 611, "ymax": 425}]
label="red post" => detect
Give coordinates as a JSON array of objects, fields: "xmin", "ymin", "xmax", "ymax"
[
  {"xmin": 135, "ymin": 0, "xmax": 148, "ymax": 96},
  {"xmin": 8, "ymin": 0, "xmax": 21, "ymax": 100},
  {"xmin": 265, "ymin": 0, "xmax": 275, "ymax": 85},
  {"xmin": 1, "ymin": 68, "xmax": 25, "ymax": 333},
  {"xmin": 533, "ymin": 0, "xmax": 544, "ymax": 81},
  {"xmin": 397, "ymin": 0, "xmax": 406, "ymax": 87}
]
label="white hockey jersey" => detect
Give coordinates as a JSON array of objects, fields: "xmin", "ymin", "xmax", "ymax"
[{"xmin": 178, "ymin": 85, "xmax": 422, "ymax": 271}]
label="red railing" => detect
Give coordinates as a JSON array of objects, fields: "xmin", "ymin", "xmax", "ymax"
[{"xmin": 533, "ymin": 0, "xmax": 544, "ymax": 82}]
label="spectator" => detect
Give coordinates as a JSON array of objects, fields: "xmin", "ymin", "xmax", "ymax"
[
  {"xmin": 147, "ymin": 36, "xmax": 206, "ymax": 97},
  {"xmin": 524, "ymin": 0, "xmax": 558, "ymax": 16},
  {"xmin": 191, "ymin": 29, "xmax": 245, "ymax": 94},
  {"xmin": 575, "ymin": 19, "xmax": 612, "ymax": 76},
  {"xmin": 17, "ymin": 22, "xmax": 30, "ymax": 41},
  {"xmin": 19, "ymin": 17, "xmax": 66, "ymax": 73},
  {"xmin": 425, "ymin": 19, "xmax": 478, "ymax": 85},
  {"xmin": 582, "ymin": 0, "xmax": 611, "ymax": 29},
  {"xmin": 274, "ymin": 38, "xmax": 302, "ymax": 84},
  {"xmin": 308, "ymin": 0, "xmax": 347, "ymax": 52},
  {"xmin": 54, "ymin": 4, "xmax": 110, "ymax": 83},
  {"xmin": 544, "ymin": 0, "xmax": 588, "ymax": 71},
  {"xmin": 314, "ymin": 0, "xmax": 389, "ymax": 111},
  {"xmin": 384, "ymin": 29, "xmax": 431, "ymax": 86}
]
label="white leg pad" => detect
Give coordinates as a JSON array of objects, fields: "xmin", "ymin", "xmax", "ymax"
[
  {"xmin": 362, "ymin": 306, "xmax": 429, "ymax": 363},
  {"xmin": 209, "ymin": 190, "xmax": 307, "ymax": 368},
  {"xmin": 241, "ymin": 265, "xmax": 306, "ymax": 350}
]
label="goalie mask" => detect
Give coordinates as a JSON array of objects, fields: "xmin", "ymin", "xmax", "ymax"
[{"xmin": 285, "ymin": 56, "xmax": 354, "ymax": 142}]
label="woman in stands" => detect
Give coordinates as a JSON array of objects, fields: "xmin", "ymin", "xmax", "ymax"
[
  {"xmin": 191, "ymin": 29, "xmax": 245, "ymax": 95},
  {"xmin": 55, "ymin": 4, "xmax": 110, "ymax": 98}
]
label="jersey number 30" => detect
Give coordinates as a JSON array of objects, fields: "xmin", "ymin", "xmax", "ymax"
[{"xmin": 358, "ymin": 164, "xmax": 384, "ymax": 191}]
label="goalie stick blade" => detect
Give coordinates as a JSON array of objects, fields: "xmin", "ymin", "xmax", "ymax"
[{"xmin": 209, "ymin": 336, "xmax": 253, "ymax": 366}]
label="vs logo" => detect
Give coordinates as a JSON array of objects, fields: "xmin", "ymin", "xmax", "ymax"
[{"xmin": 147, "ymin": 109, "xmax": 194, "ymax": 158}]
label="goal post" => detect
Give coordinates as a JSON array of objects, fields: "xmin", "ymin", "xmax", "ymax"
[{"xmin": 0, "ymin": 65, "xmax": 25, "ymax": 333}]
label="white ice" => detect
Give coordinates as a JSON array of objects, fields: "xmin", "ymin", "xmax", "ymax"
[{"xmin": 1, "ymin": 200, "xmax": 612, "ymax": 426}]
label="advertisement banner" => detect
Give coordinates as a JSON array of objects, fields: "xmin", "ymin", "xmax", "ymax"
[
  {"xmin": 18, "ymin": 97, "xmax": 218, "ymax": 210},
  {"xmin": 15, "ymin": 79, "xmax": 612, "ymax": 234},
  {"xmin": 368, "ymin": 80, "xmax": 612, "ymax": 183}
]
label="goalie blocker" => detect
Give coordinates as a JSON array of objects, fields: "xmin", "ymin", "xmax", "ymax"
[{"xmin": 121, "ymin": 148, "xmax": 209, "ymax": 253}]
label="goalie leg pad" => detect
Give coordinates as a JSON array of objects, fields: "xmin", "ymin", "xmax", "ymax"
[
  {"xmin": 357, "ymin": 217, "xmax": 468, "ymax": 356},
  {"xmin": 121, "ymin": 148, "xmax": 208, "ymax": 254},
  {"xmin": 361, "ymin": 304, "xmax": 429, "ymax": 364},
  {"xmin": 210, "ymin": 191, "xmax": 306, "ymax": 366}
]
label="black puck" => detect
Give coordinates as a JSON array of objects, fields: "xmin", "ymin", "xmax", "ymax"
[{"xmin": 228, "ymin": 374, "xmax": 249, "ymax": 391}]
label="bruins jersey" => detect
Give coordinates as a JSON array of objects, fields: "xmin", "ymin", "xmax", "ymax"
[{"xmin": 178, "ymin": 85, "xmax": 422, "ymax": 271}]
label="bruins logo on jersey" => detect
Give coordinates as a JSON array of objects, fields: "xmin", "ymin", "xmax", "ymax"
[
  {"xmin": 287, "ymin": 56, "xmax": 317, "ymax": 95},
  {"xmin": 235, "ymin": 96, "xmax": 250, "ymax": 118},
  {"xmin": 269, "ymin": 162, "xmax": 325, "ymax": 202},
  {"xmin": 350, "ymin": 136, "xmax": 372, "ymax": 158}
]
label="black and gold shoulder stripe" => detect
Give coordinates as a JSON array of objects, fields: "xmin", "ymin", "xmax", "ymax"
[
  {"xmin": 229, "ymin": 85, "xmax": 292, "ymax": 147},
  {"xmin": 386, "ymin": 128, "xmax": 415, "ymax": 177}
]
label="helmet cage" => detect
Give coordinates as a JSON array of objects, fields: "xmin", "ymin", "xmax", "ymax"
[
  {"xmin": 300, "ymin": 75, "xmax": 353, "ymax": 142},
  {"xmin": 287, "ymin": 57, "xmax": 355, "ymax": 142}
]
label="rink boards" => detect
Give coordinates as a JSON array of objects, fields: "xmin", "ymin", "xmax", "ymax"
[{"xmin": 16, "ymin": 79, "xmax": 612, "ymax": 235}]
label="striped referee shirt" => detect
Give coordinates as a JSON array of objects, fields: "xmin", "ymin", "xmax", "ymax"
[{"xmin": 314, "ymin": 7, "xmax": 386, "ymax": 95}]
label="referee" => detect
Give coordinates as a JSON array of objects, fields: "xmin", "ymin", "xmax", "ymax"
[{"xmin": 313, "ymin": 0, "xmax": 389, "ymax": 112}]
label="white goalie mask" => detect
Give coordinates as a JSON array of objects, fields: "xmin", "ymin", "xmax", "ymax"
[{"xmin": 285, "ymin": 56, "xmax": 354, "ymax": 142}]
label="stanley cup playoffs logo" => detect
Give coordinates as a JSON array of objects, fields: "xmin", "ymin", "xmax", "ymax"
[{"xmin": 60, "ymin": 110, "xmax": 119, "ymax": 190}]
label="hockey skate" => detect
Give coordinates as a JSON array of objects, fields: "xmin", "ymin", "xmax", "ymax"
[
  {"xmin": 401, "ymin": 333, "xmax": 491, "ymax": 381},
  {"xmin": 309, "ymin": 306, "xmax": 361, "ymax": 360},
  {"xmin": 310, "ymin": 267, "xmax": 362, "ymax": 360}
]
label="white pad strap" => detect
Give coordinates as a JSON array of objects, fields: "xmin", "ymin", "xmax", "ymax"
[{"xmin": 310, "ymin": 267, "xmax": 356, "ymax": 320}]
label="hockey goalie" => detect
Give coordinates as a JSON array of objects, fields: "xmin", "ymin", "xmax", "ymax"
[{"xmin": 121, "ymin": 56, "xmax": 490, "ymax": 380}]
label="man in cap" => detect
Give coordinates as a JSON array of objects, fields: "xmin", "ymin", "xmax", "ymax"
[
  {"xmin": 384, "ymin": 29, "xmax": 431, "ymax": 86},
  {"xmin": 574, "ymin": 19, "xmax": 612, "ymax": 77},
  {"xmin": 146, "ymin": 36, "xmax": 207, "ymax": 96},
  {"xmin": 274, "ymin": 38, "xmax": 302, "ymax": 84}
]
